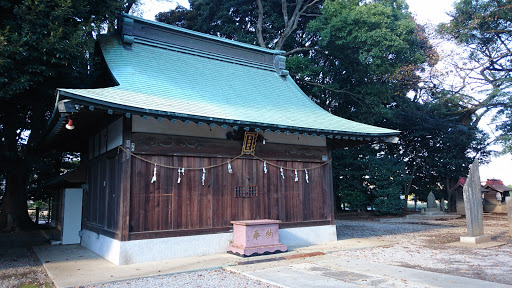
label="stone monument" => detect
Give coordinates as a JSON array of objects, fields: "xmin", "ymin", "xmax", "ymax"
[
  {"xmin": 427, "ymin": 192, "xmax": 437, "ymax": 209},
  {"xmin": 460, "ymin": 158, "xmax": 491, "ymax": 244},
  {"xmin": 506, "ymin": 197, "xmax": 512, "ymax": 237},
  {"xmin": 406, "ymin": 191, "xmax": 459, "ymax": 220},
  {"xmin": 424, "ymin": 192, "xmax": 445, "ymax": 216}
]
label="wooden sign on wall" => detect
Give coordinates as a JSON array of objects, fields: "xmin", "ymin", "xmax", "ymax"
[{"xmin": 242, "ymin": 131, "xmax": 258, "ymax": 155}]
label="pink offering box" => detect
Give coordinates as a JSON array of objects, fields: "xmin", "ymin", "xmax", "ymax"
[{"xmin": 227, "ymin": 219, "xmax": 288, "ymax": 257}]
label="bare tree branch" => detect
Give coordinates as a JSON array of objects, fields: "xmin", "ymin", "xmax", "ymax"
[
  {"xmin": 124, "ymin": 1, "xmax": 134, "ymax": 13},
  {"xmin": 255, "ymin": 0, "xmax": 266, "ymax": 48},
  {"xmin": 248, "ymin": 0, "xmax": 321, "ymax": 51},
  {"xmin": 297, "ymin": 78, "xmax": 368, "ymax": 106},
  {"xmin": 275, "ymin": 0, "xmax": 308, "ymax": 50},
  {"xmin": 283, "ymin": 46, "xmax": 322, "ymax": 56},
  {"xmin": 496, "ymin": 34, "xmax": 512, "ymax": 55},
  {"xmin": 300, "ymin": 0, "xmax": 321, "ymax": 13},
  {"xmin": 301, "ymin": 13, "xmax": 322, "ymax": 17},
  {"xmin": 281, "ymin": 0, "xmax": 289, "ymax": 28},
  {"xmin": 484, "ymin": 29, "xmax": 512, "ymax": 34}
]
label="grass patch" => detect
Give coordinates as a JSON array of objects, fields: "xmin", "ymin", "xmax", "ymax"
[{"xmin": 18, "ymin": 283, "xmax": 53, "ymax": 288}]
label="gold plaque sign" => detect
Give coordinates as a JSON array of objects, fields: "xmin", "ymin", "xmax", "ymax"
[{"xmin": 242, "ymin": 131, "xmax": 257, "ymax": 155}]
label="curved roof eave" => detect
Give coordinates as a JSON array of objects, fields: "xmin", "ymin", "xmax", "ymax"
[{"xmin": 57, "ymin": 89, "xmax": 399, "ymax": 140}]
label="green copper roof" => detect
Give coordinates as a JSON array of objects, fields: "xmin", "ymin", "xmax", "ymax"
[{"xmin": 58, "ymin": 15, "xmax": 398, "ymax": 138}]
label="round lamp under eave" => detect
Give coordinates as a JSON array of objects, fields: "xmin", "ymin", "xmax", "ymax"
[{"xmin": 65, "ymin": 117, "xmax": 75, "ymax": 130}]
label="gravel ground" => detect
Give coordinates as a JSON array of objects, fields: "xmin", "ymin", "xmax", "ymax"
[
  {"xmin": 2, "ymin": 216, "xmax": 511, "ymax": 287},
  {"xmin": 0, "ymin": 230, "xmax": 53, "ymax": 288},
  {"xmin": 85, "ymin": 269, "xmax": 277, "ymax": 288},
  {"xmin": 334, "ymin": 216, "xmax": 512, "ymax": 285}
]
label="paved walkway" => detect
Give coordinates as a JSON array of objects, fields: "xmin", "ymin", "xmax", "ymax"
[
  {"xmin": 33, "ymin": 239, "xmax": 392, "ymax": 287},
  {"xmin": 33, "ymin": 239, "xmax": 511, "ymax": 288},
  {"xmin": 228, "ymin": 255, "xmax": 511, "ymax": 288}
]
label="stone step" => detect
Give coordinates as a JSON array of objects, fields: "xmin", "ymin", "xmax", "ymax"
[
  {"xmin": 425, "ymin": 211, "xmax": 446, "ymax": 216},
  {"xmin": 406, "ymin": 214, "xmax": 461, "ymax": 220}
]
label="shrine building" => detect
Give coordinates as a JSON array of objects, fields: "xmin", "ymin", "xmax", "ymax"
[{"xmin": 42, "ymin": 13, "xmax": 399, "ymax": 265}]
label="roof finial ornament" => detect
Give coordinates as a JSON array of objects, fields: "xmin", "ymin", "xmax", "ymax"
[
  {"xmin": 120, "ymin": 16, "xmax": 134, "ymax": 45},
  {"xmin": 274, "ymin": 55, "xmax": 289, "ymax": 76}
]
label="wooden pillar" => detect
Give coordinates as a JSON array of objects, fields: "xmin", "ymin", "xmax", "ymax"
[
  {"xmin": 327, "ymin": 149, "xmax": 335, "ymax": 225},
  {"xmin": 118, "ymin": 117, "xmax": 132, "ymax": 241}
]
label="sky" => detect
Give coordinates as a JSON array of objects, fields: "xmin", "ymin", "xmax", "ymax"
[
  {"xmin": 140, "ymin": 0, "xmax": 511, "ymax": 185},
  {"xmin": 139, "ymin": 0, "xmax": 189, "ymax": 19},
  {"xmin": 406, "ymin": 0, "xmax": 454, "ymax": 24}
]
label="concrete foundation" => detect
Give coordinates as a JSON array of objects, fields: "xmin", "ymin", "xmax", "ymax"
[
  {"xmin": 280, "ymin": 225, "xmax": 337, "ymax": 247},
  {"xmin": 460, "ymin": 234, "xmax": 492, "ymax": 244},
  {"xmin": 81, "ymin": 225, "xmax": 337, "ymax": 265},
  {"xmin": 81, "ymin": 230, "xmax": 122, "ymax": 264}
]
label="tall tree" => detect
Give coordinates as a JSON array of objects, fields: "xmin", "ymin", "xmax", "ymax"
[
  {"xmin": 0, "ymin": 0, "xmax": 127, "ymax": 231},
  {"xmin": 387, "ymin": 100, "xmax": 489, "ymax": 204},
  {"xmin": 333, "ymin": 146, "xmax": 407, "ymax": 214},
  {"xmin": 292, "ymin": 0, "xmax": 432, "ymax": 122},
  {"xmin": 284, "ymin": 0, "xmax": 479, "ymax": 210},
  {"xmin": 438, "ymin": 0, "xmax": 512, "ymax": 153}
]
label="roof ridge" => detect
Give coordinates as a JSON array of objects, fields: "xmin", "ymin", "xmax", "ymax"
[{"xmin": 120, "ymin": 13, "xmax": 284, "ymax": 55}]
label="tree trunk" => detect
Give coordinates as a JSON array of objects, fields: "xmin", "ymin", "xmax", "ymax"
[
  {"xmin": 446, "ymin": 178, "xmax": 457, "ymax": 212},
  {"xmin": 0, "ymin": 160, "xmax": 34, "ymax": 231},
  {"xmin": 403, "ymin": 164, "xmax": 417, "ymax": 211},
  {"xmin": 255, "ymin": 0, "xmax": 266, "ymax": 48},
  {"xmin": 0, "ymin": 102, "xmax": 36, "ymax": 231},
  {"xmin": 403, "ymin": 182, "xmax": 410, "ymax": 211},
  {"xmin": 334, "ymin": 190, "xmax": 342, "ymax": 212}
]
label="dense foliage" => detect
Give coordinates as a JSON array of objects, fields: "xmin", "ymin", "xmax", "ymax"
[
  {"xmin": 300, "ymin": 0, "xmax": 430, "ymax": 119},
  {"xmin": 0, "ymin": 0, "xmax": 127, "ymax": 230},
  {"xmin": 333, "ymin": 148, "xmax": 407, "ymax": 214}
]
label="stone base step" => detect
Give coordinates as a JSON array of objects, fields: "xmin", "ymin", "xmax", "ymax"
[
  {"xmin": 406, "ymin": 214, "xmax": 461, "ymax": 220},
  {"xmin": 425, "ymin": 211, "xmax": 446, "ymax": 216}
]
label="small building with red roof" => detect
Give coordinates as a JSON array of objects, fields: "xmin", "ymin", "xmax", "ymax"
[
  {"xmin": 482, "ymin": 179, "xmax": 512, "ymax": 213},
  {"xmin": 449, "ymin": 177, "xmax": 511, "ymax": 214},
  {"xmin": 449, "ymin": 177, "xmax": 468, "ymax": 215}
]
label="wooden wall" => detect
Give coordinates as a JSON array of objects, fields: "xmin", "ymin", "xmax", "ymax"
[
  {"xmin": 128, "ymin": 133, "xmax": 333, "ymax": 239},
  {"xmin": 84, "ymin": 132, "xmax": 334, "ymax": 240},
  {"xmin": 83, "ymin": 151, "xmax": 122, "ymax": 237},
  {"xmin": 129, "ymin": 155, "xmax": 331, "ymax": 231}
]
